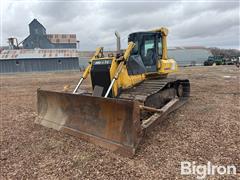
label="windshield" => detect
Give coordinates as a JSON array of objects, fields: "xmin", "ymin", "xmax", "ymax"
[{"xmin": 208, "ymin": 56, "xmax": 214, "ymax": 61}]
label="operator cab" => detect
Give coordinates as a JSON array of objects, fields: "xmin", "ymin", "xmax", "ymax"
[{"xmin": 128, "ymin": 32, "xmax": 162, "ymax": 74}]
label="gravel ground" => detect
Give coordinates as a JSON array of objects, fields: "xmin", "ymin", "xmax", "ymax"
[{"xmin": 0, "ymin": 66, "xmax": 239, "ymax": 179}]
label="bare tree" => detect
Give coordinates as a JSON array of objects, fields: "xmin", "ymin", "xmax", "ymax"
[{"xmin": 209, "ymin": 47, "xmax": 240, "ymax": 58}]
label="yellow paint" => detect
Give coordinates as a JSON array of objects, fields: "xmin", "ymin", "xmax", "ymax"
[
  {"xmin": 83, "ymin": 27, "xmax": 178, "ymax": 97},
  {"xmin": 81, "ymin": 47, "xmax": 104, "ymax": 79},
  {"xmin": 152, "ymin": 27, "xmax": 168, "ymax": 60},
  {"xmin": 110, "ymin": 58, "xmax": 145, "ymax": 96},
  {"xmin": 158, "ymin": 59, "xmax": 178, "ymax": 74},
  {"xmin": 93, "ymin": 56, "xmax": 177, "ymax": 97}
]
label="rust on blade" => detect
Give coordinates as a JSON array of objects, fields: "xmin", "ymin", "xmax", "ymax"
[{"xmin": 36, "ymin": 89, "xmax": 142, "ymax": 156}]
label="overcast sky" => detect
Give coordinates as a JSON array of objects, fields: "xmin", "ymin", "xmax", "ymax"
[{"xmin": 1, "ymin": 0, "xmax": 239, "ymax": 50}]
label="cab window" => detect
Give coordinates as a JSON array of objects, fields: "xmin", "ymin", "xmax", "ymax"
[
  {"xmin": 141, "ymin": 35, "xmax": 156, "ymax": 66},
  {"xmin": 144, "ymin": 39, "xmax": 154, "ymax": 56},
  {"xmin": 158, "ymin": 37, "xmax": 162, "ymax": 56}
]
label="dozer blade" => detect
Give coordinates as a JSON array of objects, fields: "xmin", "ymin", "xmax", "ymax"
[{"xmin": 36, "ymin": 89, "xmax": 142, "ymax": 156}]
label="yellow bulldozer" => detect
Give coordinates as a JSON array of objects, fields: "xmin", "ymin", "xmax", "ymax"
[{"xmin": 36, "ymin": 27, "xmax": 190, "ymax": 156}]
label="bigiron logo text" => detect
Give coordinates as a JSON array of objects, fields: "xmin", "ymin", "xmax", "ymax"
[{"xmin": 180, "ymin": 161, "xmax": 237, "ymax": 179}]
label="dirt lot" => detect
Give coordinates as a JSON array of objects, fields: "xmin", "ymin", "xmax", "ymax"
[{"xmin": 0, "ymin": 66, "xmax": 239, "ymax": 179}]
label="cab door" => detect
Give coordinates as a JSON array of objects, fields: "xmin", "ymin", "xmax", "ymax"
[{"xmin": 140, "ymin": 34, "xmax": 158, "ymax": 72}]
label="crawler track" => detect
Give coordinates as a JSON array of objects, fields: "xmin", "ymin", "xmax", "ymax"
[
  {"xmin": 119, "ymin": 78, "xmax": 173, "ymax": 101},
  {"xmin": 119, "ymin": 78, "xmax": 190, "ymax": 103},
  {"xmin": 119, "ymin": 78, "xmax": 190, "ymax": 121}
]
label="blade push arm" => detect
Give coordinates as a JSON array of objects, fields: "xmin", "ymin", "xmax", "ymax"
[
  {"xmin": 104, "ymin": 42, "xmax": 135, "ymax": 98},
  {"xmin": 73, "ymin": 47, "xmax": 104, "ymax": 94}
]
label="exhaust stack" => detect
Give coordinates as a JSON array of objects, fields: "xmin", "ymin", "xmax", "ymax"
[{"xmin": 115, "ymin": 31, "xmax": 121, "ymax": 53}]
